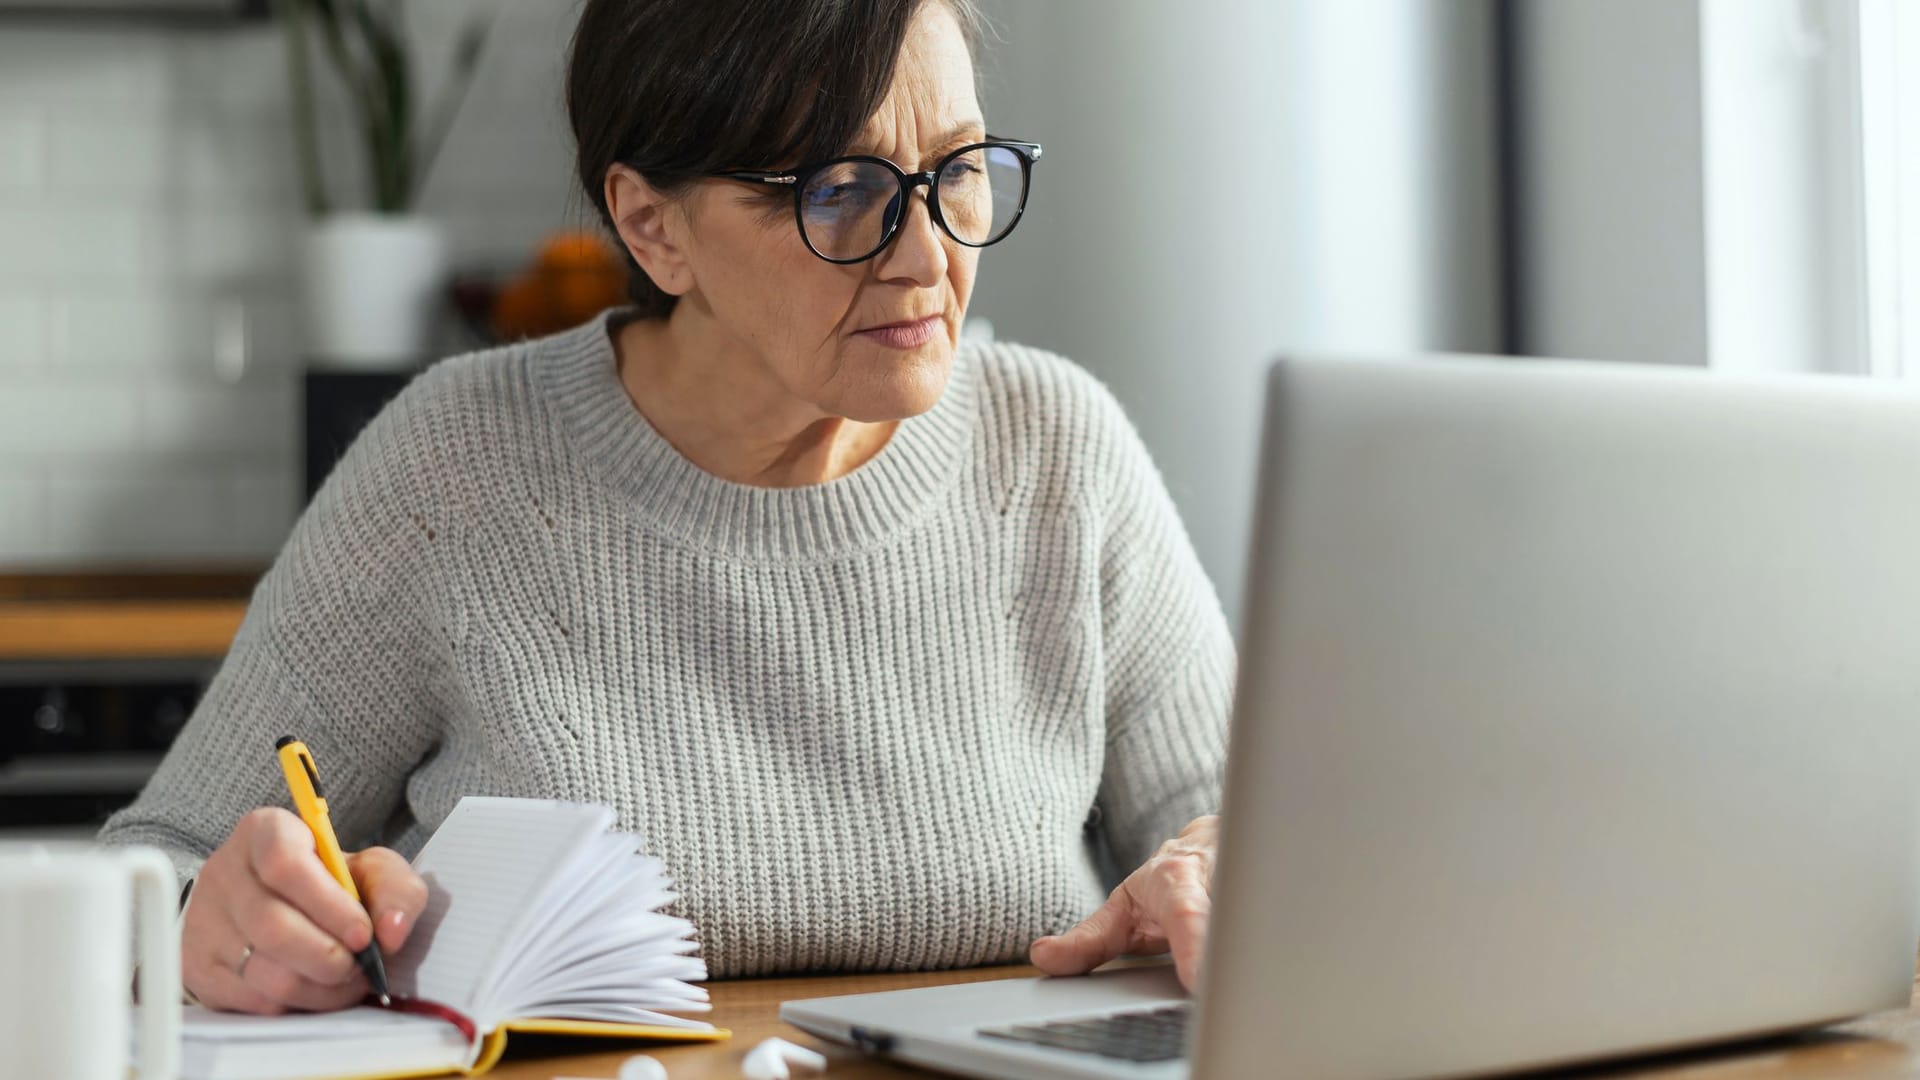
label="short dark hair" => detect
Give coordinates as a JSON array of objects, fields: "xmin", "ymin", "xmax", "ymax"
[{"xmin": 566, "ymin": 0, "xmax": 983, "ymax": 319}]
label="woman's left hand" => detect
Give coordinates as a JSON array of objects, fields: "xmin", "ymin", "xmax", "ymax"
[{"xmin": 1029, "ymin": 815, "xmax": 1217, "ymax": 991}]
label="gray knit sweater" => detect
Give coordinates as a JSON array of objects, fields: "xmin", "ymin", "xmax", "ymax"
[{"xmin": 98, "ymin": 311, "xmax": 1234, "ymax": 979}]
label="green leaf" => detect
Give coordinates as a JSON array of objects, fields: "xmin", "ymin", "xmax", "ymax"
[
  {"xmin": 275, "ymin": 0, "xmax": 474, "ymax": 213},
  {"xmin": 275, "ymin": 0, "xmax": 331, "ymax": 217},
  {"xmin": 348, "ymin": 0, "xmax": 414, "ymax": 211}
]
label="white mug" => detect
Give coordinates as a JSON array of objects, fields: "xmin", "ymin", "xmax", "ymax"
[{"xmin": 0, "ymin": 843, "xmax": 180, "ymax": 1080}]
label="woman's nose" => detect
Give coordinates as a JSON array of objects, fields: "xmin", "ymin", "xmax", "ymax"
[{"xmin": 875, "ymin": 186, "xmax": 948, "ymax": 286}]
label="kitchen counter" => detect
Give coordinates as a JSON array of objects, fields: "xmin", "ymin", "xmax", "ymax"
[
  {"xmin": 0, "ymin": 572, "xmax": 258, "ymax": 834},
  {"xmin": 0, "ymin": 571, "xmax": 258, "ymax": 663}
]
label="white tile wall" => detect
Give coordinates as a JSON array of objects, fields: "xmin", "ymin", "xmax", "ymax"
[
  {"xmin": 46, "ymin": 465, "xmax": 232, "ymax": 561},
  {"xmin": 0, "ymin": 377, "xmax": 144, "ymax": 456},
  {"xmin": 0, "ymin": 472, "xmax": 43, "ymax": 559},
  {"xmin": 0, "ymin": 290, "xmax": 44, "ymax": 373},
  {"xmin": 0, "ymin": 1, "xmax": 588, "ymax": 568},
  {"xmin": 0, "ymin": 108, "xmax": 44, "ymax": 191}
]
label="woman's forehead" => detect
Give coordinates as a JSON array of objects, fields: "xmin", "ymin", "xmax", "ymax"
[
  {"xmin": 850, "ymin": 3, "xmax": 982, "ymax": 157},
  {"xmin": 848, "ymin": 116, "xmax": 985, "ymax": 161}
]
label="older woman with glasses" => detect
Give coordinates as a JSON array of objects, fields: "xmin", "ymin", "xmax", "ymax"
[{"xmin": 100, "ymin": 0, "xmax": 1231, "ymax": 1016}]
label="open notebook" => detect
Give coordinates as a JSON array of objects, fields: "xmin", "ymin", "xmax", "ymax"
[{"xmin": 174, "ymin": 797, "xmax": 727, "ymax": 1080}]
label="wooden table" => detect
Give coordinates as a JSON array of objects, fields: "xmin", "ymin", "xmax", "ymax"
[
  {"xmin": 481, "ymin": 963, "xmax": 1920, "ymax": 1079},
  {"xmin": 486, "ymin": 965, "xmax": 1030, "ymax": 1080}
]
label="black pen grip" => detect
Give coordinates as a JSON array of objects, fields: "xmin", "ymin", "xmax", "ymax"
[{"xmin": 356, "ymin": 941, "xmax": 392, "ymax": 1003}]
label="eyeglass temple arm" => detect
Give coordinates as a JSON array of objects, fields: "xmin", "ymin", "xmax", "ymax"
[
  {"xmin": 713, "ymin": 171, "xmax": 799, "ymax": 185},
  {"xmin": 989, "ymin": 139, "xmax": 1042, "ymax": 160}
]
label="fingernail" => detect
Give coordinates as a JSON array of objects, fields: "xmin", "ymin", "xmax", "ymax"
[{"xmin": 388, "ymin": 910, "xmax": 406, "ymax": 931}]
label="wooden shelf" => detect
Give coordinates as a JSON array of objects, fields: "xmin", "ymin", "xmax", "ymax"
[
  {"xmin": 0, "ymin": 571, "xmax": 257, "ymax": 662},
  {"xmin": 0, "ymin": 569, "xmax": 262, "ymax": 603},
  {"xmin": 0, "ymin": 599, "xmax": 248, "ymax": 662}
]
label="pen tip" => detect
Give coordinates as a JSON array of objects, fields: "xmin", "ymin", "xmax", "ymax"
[{"xmin": 379, "ymin": 994, "xmax": 393, "ymax": 1007}]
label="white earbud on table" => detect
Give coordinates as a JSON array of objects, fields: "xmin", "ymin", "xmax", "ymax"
[
  {"xmin": 550, "ymin": 1053, "xmax": 671, "ymax": 1080},
  {"xmin": 741, "ymin": 1036, "xmax": 827, "ymax": 1079},
  {"xmin": 617, "ymin": 1054, "xmax": 670, "ymax": 1080}
]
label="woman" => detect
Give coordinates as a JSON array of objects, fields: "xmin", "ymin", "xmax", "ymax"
[{"xmin": 100, "ymin": 0, "xmax": 1231, "ymax": 1014}]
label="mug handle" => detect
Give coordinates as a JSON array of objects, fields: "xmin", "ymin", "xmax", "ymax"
[{"xmin": 125, "ymin": 847, "xmax": 181, "ymax": 1080}]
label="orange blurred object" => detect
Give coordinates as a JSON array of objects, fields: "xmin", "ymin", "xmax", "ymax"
[
  {"xmin": 491, "ymin": 230, "xmax": 628, "ymax": 340},
  {"xmin": 550, "ymin": 267, "xmax": 627, "ymax": 326},
  {"xmin": 491, "ymin": 278, "xmax": 548, "ymax": 342},
  {"xmin": 538, "ymin": 231, "xmax": 621, "ymax": 272}
]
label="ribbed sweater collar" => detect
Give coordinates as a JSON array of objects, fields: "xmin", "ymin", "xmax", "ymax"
[{"xmin": 535, "ymin": 309, "xmax": 978, "ymax": 561}]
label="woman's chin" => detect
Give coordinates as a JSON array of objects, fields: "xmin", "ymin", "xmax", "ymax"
[{"xmin": 834, "ymin": 346, "xmax": 954, "ymax": 422}]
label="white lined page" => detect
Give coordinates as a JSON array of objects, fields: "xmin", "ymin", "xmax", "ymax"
[
  {"xmin": 388, "ymin": 797, "xmax": 615, "ymax": 1013},
  {"xmin": 166, "ymin": 1005, "xmax": 472, "ymax": 1080},
  {"xmin": 175, "ymin": 1004, "xmax": 444, "ymax": 1043}
]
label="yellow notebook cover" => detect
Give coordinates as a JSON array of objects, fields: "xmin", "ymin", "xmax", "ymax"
[
  {"xmin": 312, "ymin": 1016, "xmax": 732, "ymax": 1080},
  {"xmin": 469, "ymin": 1017, "xmax": 732, "ymax": 1073}
]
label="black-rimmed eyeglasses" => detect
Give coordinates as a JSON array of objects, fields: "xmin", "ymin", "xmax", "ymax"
[{"xmin": 708, "ymin": 138, "xmax": 1042, "ymax": 264}]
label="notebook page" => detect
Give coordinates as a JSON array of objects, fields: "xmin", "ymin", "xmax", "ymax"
[
  {"xmin": 176, "ymin": 1004, "xmax": 440, "ymax": 1043},
  {"xmin": 463, "ymin": 812, "xmax": 710, "ymax": 1026},
  {"xmin": 487, "ymin": 833, "xmax": 633, "ymax": 996},
  {"xmin": 163, "ymin": 1005, "xmax": 469, "ymax": 1080},
  {"xmin": 389, "ymin": 797, "xmax": 615, "ymax": 1015},
  {"xmin": 489, "ymin": 836, "xmax": 682, "ymax": 991}
]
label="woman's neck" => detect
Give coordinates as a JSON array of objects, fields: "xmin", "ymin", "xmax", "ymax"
[{"xmin": 611, "ymin": 304, "xmax": 897, "ymax": 488}]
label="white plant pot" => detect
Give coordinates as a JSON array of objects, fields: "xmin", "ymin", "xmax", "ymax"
[{"xmin": 303, "ymin": 213, "xmax": 449, "ymax": 370}]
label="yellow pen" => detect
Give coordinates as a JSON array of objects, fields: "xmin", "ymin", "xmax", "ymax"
[{"xmin": 275, "ymin": 735, "xmax": 392, "ymax": 1006}]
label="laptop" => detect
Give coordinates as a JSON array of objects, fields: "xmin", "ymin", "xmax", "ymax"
[{"xmin": 781, "ymin": 352, "xmax": 1920, "ymax": 1079}]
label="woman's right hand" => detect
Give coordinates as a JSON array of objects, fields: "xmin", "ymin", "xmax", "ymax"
[{"xmin": 182, "ymin": 807, "xmax": 429, "ymax": 1014}]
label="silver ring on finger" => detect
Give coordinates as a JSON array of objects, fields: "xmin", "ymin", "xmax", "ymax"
[{"xmin": 235, "ymin": 944, "xmax": 254, "ymax": 978}]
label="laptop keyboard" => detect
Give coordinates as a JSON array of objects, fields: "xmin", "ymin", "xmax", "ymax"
[{"xmin": 978, "ymin": 1004, "xmax": 1191, "ymax": 1063}]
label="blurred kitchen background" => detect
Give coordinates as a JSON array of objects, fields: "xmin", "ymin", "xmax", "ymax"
[{"xmin": 2, "ymin": 0, "xmax": 1916, "ymax": 836}]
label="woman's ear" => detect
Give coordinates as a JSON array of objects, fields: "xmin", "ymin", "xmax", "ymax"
[{"xmin": 604, "ymin": 164, "xmax": 694, "ymax": 297}]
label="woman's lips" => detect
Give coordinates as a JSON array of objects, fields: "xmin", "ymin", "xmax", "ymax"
[{"xmin": 856, "ymin": 314, "xmax": 942, "ymax": 349}]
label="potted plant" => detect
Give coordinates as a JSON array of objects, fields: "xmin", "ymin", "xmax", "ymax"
[{"xmin": 279, "ymin": 0, "xmax": 491, "ymax": 369}]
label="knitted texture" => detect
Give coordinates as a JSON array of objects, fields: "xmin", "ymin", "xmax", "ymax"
[{"xmin": 99, "ymin": 311, "xmax": 1234, "ymax": 978}]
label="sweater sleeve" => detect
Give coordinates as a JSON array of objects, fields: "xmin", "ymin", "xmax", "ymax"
[
  {"xmin": 96, "ymin": 377, "xmax": 456, "ymax": 888},
  {"xmin": 1087, "ymin": 383, "xmax": 1236, "ymax": 878}
]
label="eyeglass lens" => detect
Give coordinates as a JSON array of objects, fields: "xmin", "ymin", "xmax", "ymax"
[{"xmin": 799, "ymin": 145, "xmax": 1026, "ymax": 260}]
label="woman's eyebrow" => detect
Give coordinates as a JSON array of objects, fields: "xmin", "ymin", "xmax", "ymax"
[
  {"xmin": 847, "ymin": 120, "xmax": 987, "ymax": 164},
  {"xmin": 929, "ymin": 119, "xmax": 988, "ymax": 149},
  {"xmin": 925, "ymin": 123, "xmax": 988, "ymax": 161}
]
